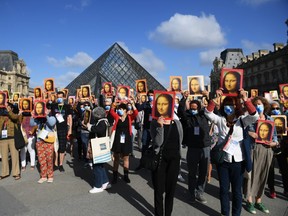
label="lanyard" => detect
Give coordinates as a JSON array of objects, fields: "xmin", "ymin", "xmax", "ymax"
[{"xmin": 58, "ymin": 105, "xmax": 64, "ymax": 114}]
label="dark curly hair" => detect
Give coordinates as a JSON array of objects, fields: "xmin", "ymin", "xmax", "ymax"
[{"xmin": 252, "ymin": 96, "xmax": 270, "ymax": 114}]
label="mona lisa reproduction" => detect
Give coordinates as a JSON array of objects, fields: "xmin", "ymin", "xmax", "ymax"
[
  {"xmin": 255, "ymin": 120, "xmax": 275, "ymax": 144},
  {"xmin": 81, "ymin": 85, "xmax": 91, "ymax": 99},
  {"xmin": 271, "ymin": 115, "xmax": 287, "ymax": 136},
  {"xmin": 170, "ymin": 76, "xmax": 182, "ymax": 92},
  {"xmin": 220, "ymin": 68, "xmax": 243, "ymax": 96},
  {"xmin": 19, "ymin": 98, "xmax": 33, "ymax": 112},
  {"xmin": 44, "ymin": 78, "xmax": 55, "ymax": 92},
  {"xmin": 152, "ymin": 90, "xmax": 175, "ymax": 120},
  {"xmin": 33, "ymin": 100, "xmax": 46, "ymax": 118}
]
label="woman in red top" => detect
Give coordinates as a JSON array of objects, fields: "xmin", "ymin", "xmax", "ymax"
[{"xmin": 109, "ymin": 100, "xmax": 138, "ymax": 184}]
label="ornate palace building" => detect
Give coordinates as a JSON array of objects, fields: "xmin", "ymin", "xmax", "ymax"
[
  {"xmin": 0, "ymin": 50, "xmax": 30, "ymax": 96},
  {"xmin": 210, "ymin": 43, "xmax": 288, "ymax": 96}
]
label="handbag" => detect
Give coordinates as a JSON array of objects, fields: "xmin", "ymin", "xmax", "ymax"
[
  {"xmin": 210, "ymin": 125, "xmax": 233, "ymax": 165},
  {"xmin": 14, "ymin": 124, "xmax": 26, "ymax": 150},
  {"xmin": 87, "ymin": 119, "xmax": 111, "ymax": 164},
  {"xmin": 140, "ymin": 121, "xmax": 173, "ymax": 171}
]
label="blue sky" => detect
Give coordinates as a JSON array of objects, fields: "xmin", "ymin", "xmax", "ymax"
[{"xmin": 0, "ymin": 0, "xmax": 287, "ymax": 91}]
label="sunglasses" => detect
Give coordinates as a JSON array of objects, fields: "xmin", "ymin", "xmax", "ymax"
[{"xmin": 272, "ymin": 107, "xmax": 280, "ymax": 110}]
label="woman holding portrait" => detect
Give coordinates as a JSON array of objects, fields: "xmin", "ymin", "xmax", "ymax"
[
  {"xmin": 109, "ymin": 100, "xmax": 138, "ymax": 184},
  {"xmin": 150, "ymin": 98, "xmax": 183, "ymax": 216},
  {"xmin": 243, "ymin": 96, "xmax": 278, "ymax": 214},
  {"xmin": 204, "ymin": 89, "xmax": 258, "ymax": 216}
]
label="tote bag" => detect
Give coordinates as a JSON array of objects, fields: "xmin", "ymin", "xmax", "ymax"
[{"xmin": 90, "ymin": 136, "xmax": 111, "ymax": 164}]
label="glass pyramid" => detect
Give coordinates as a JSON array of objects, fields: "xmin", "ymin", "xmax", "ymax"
[{"xmin": 65, "ymin": 43, "xmax": 165, "ymax": 97}]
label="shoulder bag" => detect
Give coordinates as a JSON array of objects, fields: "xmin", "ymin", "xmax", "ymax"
[{"xmin": 140, "ymin": 121, "xmax": 173, "ymax": 171}]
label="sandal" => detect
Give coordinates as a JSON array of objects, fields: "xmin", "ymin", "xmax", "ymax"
[
  {"xmin": 14, "ymin": 175, "xmax": 21, "ymax": 180},
  {"xmin": 0, "ymin": 175, "xmax": 9, "ymax": 180},
  {"xmin": 30, "ymin": 166, "xmax": 35, "ymax": 171},
  {"xmin": 21, "ymin": 167, "xmax": 26, "ymax": 171}
]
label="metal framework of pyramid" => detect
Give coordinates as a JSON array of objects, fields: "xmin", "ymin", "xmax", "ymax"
[{"xmin": 65, "ymin": 43, "xmax": 165, "ymax": 97}]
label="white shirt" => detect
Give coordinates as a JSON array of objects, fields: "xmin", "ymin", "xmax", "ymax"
[{"xmin": 205, "ymin": 110, "xmax": 259, "ymax": 163}]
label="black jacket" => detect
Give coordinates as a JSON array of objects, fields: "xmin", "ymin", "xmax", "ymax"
[{"xmin": 181, "ymin": 109, "xmax": 211, "ymax": 148}]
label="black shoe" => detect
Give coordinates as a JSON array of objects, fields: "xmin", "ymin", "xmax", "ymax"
[
  {"xmin": 59, "ymin": 165, "xmax": 65, "ymax": 172},
  {"xmin": 135, "ymin": 165, "xmax": 143, "ymax": 171},
  {"xmin": 124, "ymin": 175, "xmax": 131, "ymax": 183},
  {"xmin": 53, "ymin": 166, "xmax": 58, "ymax": 171}
]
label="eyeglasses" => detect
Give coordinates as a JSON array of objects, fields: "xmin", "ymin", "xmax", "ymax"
[{"xmin": 272, "ymin": 107, "xmax": 280, "ymax": 110}]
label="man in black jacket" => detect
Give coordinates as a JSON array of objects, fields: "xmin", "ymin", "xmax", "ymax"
[{"xmin": 178, "ymin": 99, "xmax": 211, "ymax": 204}]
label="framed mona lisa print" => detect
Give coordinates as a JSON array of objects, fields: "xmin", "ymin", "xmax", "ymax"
[
  {"xmin": 255, "ymin": 120, "xmax": 274, "ymax": 144},
  {"xmin": 152, "ymin": 90, "xmax": 175, "ymax": 120},
  {"xmin": 220, "ymin": 68, "xmax": 243, "ymax": 96}
]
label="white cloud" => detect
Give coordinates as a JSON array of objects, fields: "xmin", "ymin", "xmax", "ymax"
[
  {"xmin": 199, "ymin": 48, "xmax": 223, "ymax": 66},
  {"xmin": 65, "ymin": 0, "xmax": 91, "ymax": 10},
  {"xmin": 241, "ymin": 0, "xmax": 276, "ymax": 6},
  {"xmin": 149, "ymin": 13, "xmax": 226, "ymax": 49},
  {"xmin": 47, "ymin": 52, "xmax": 94, "ymax": 68},
  {"xmin": 117, "ymin": 41, "xmax": 165, "ymax": 77},
  {"xmin": 56, "ymin": 71, "xmax": 80, "ymax": 89},
  {"xmin": 241, "ymin": 39, "xmax": 273, "ymax": 53}
]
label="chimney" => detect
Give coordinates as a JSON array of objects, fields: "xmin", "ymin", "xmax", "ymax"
[
  {"xmin": 258, "ymin": 49, "xmax": 269, "ymax": 56},
  {"xmin": 246, "ymin": 55, "xmax": 253, "ymax": 61},
  {"xmin": 252, "ymin": 52, "xmax": 259, "ymax": 60},
  {"xmin": 273, "ymin": 43, "xmax": 284, "ymax": 51}
]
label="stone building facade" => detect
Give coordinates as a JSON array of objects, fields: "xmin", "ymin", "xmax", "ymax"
[
  {"xmin": 210, "ymin": 43, "xmax": 288, "ymax": 96},
  {"xmin": 0, "ymin": 50, "xmax": 30, "ymax": 97}
]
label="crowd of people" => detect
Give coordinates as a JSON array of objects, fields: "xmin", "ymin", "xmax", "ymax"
[{"xmin": 0, "ymin": 76, "xmax": 288, "ymax": 216}]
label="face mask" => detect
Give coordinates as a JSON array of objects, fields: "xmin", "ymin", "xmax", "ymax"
[
  {"xmin": 105, "ymin": 105, "xmax": 110, "ymax": 111},
  {"xmin": 127, "ymin": 105, "xmax": 132, "ymax": 111},
  {"xmin": 174, "ymin": 104, "xmax": 179, "ymax": 108},
  {"xmin": 80, "ymin": 107, "xmax": 85, "ymax": 112},
  {"xmin": 224, "ymin": 105, "xmax": 234, "ymax": 116},
  {"xmin": 117, "ymin": 109, "xmax": 124, "ymax": 116},
  {"xmin": 148, "ymin": 96, "xmax": 153, "ymax": 102},
  {"xmin": 84, "ymin": 106, "xmax": 90, "ymax": 110},
  {"xmin": 57, "ymin": 98, "xmax": 63, "ymax": 104},
  {"xmin": 271, "ymin": 109, "xmax": 280, "ymax": 115},
  {"xmin": 256, "ymin": 104, "xmax": 264, "ymax": 114},
  {"xmin": 190, "ymin": 109, "xmax": 198, "ymax": 115}
]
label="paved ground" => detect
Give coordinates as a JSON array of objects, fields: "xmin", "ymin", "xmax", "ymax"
[{"xmin": 0, "ymin": 144, "xmax": 287, "ymax": 216}]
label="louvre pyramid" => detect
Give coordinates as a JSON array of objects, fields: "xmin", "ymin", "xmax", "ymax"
[{"xmin": 65, "ymin": 43, "xmax": 165, "ymax": 97}]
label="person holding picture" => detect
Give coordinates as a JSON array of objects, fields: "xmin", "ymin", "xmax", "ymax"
[
  {"xmin": 267, "ymin": 101, "xmax": 288, "ymax": 199},
  {"xmin": 109, "ymin": 100, "xmax": 138, "ymax": 184},
  {"xmin": 150, "ymin": 108, "xmax": 183, "ymax": 216},
  {"xmin": 204, "ymin": 88, "xmax": 258, "ymax": 216},
  {"xmin": 244, "ymin": 96, "xmax": 278, "ymax": 214}
]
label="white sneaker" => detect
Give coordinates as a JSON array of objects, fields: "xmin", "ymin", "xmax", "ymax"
[
  {"xmin": 102, "ymin": 182, "xmax": 111, "ymax": 190},
  {"xmin": 89, "ymin": 187, "xmax": 104, "ymax": 194}
]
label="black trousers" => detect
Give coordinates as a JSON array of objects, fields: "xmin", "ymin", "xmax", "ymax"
[{"xmin": 152, "ymin": 149, "xmax": 180, "ymax": 216}]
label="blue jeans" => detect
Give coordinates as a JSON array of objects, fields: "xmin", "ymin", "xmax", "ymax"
[
  {"xmin": 92, "ymin": 163, "xmax": 109, "ymax": 188},
  {"xmin": 217, "ymin": 160, "xmax": 244, "ymax": 216},
  {"xmin": 141, "ymin": 129, "xmax": 151, "ymax": 155},
  {"xmin": 81, "ymin": 132, "xmax": 89, "ymax": 162}
]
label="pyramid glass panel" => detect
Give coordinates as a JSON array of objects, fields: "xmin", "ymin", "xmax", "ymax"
[{"xmin": 65, "ymin": 43, "xmax": 165, "ymax": 97}]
